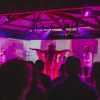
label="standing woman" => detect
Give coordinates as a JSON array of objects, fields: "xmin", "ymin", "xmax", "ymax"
[{"xmin": 82, "ymin": 46, "xmax": 93, "ymax": 79}]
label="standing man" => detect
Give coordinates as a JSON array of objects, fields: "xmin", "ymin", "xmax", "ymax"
[{"xmin": 30, "ymin": 43, "xmax": 71, "ymax": 79}]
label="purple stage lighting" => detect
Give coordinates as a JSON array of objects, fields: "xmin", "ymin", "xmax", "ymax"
[
  {"xmin": 0, "ymin": 16, "xmax": 8, "ymax": 24},
  {"xmin": 85, "ymin": 11, "xmax": 89, "ymax": 17},
  {"xmin": 82, "ymin": 8, "xmax": 91, "ymax": 17}
]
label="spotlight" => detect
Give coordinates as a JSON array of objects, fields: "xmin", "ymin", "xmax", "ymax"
[
  {"xmin": 85, "ymin": 11, "xmax": 89, "ymax": 17},
  {"xmin": 82, "ymin": 8, "xmax": 91, "ymax": 17},
  {"xmin": 0, "ymin": 16, "xmax": 8, "ymax": 24}
]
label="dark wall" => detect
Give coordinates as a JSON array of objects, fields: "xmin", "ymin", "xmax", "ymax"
[{"xmin": 0, "ymin": 0, "xmax": 99, "ymax": 13}]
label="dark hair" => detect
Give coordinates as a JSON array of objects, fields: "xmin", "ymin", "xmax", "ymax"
[
  {"xmin": 84, "ymin": 46, "xmax": 90, "ymax": 52},
  {"xmin": 27, "ymin": 60, "xmax": 38, "ymax": 86},
  {"xmin": 0, "ymin": 58, "xmax": 32, "ymax": 97},
  {"xmin": 59, "ymin": 64, "xmax": 66, "ymax": 75},
  {"xmin": 65, "ymin": 56, "xmax": 81, "ymax": 75},
  {"xmin": 35, "ymin": 59, "xmax": 44, "ymax": 72}
]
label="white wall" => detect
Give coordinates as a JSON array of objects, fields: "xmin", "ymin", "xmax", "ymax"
[
  {"xmin": 93, "ymin": 38, "xmax": 100, "ymax": 62},
  {"xmin": 0, "ymin": 38, "xmax": 100, "ymax": 63}
]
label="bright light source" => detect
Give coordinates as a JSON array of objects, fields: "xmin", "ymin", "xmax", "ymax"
[
  {"xmin": 82, "ymin": 8, "xmax": 91, "ymax": 17},
  {"xmin": 85, "ymin": 11, "xmax": 89, "ymax": 16},
  {"xmin": 0, "ymin": 16, "xmax": 8, "ymax": 24}
]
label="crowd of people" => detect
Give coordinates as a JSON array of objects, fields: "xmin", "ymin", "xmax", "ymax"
[
  {"xmin": 0, "ymin": 56, "xmax": 100, "ymax": 100},
  {"xmin": 0, "ymin": 44, "xmax": 100, "ymax": 100}
]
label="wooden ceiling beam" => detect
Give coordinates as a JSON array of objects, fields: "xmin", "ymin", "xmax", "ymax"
[
  {"xmin": 5, "ymin": 24, "xmax": 31, "ymax": 29},
  {"xmin": 46, "ymin": 12, "xmax": 65, "ymax": 31},
  {"xmin": 52, "ymin": 12, "xmax": 99, "ymax": 29}
]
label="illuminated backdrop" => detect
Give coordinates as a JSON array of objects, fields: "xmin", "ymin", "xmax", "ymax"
[{"xmin": 0, "ymin": 38, "xmax": 99, "ymax": 63}]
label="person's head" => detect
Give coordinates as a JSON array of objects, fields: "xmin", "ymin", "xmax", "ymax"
[
  {"xmin": 0, "ymin": 58, "xmax": 33, "ymax": 100},
  {"xmin": 84, "ymin": 46, "xmax": 90, "ymax": 53},
  {"xmin": 26, "ymin": 61, "xmax": 38, "ymax": 87},
  {"xmin": 65, "ymin": 56, "xmax": 82, "ymax": 76},
  {"xmin": 35, "ymin": 59, "xmax": 44, "ymax": 73},
  {"xmin": 48, "ymin": 43, "xmax": 56, "ymax": 51}
]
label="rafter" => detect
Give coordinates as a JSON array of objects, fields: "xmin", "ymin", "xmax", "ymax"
[
  {"xmin": 1, "ymin": 28, "xmax": 26, "ymax": 34},
  {"xmin": 22, "ymin": 17, "xmax": 54, "ymax": 22},
  {"xmin": 92, "ymin": 10, "xmax": 100, "ymax": 16},
  {"xmin": 21, "ymin": 18, "xmax": 35, "ymax": 21},
  {"xmin": 52, "ymin": 12, "xmax": 99, "ymax": 29},
  {"xmin": 93, "ymin": 16, "xmax": 100, "ymax": 26},
  {"xmin": 31, "ymin": 12, "xmax": 41, "ymax": 31},
  {"xmin": 46, "ymin": 12, "xmax": 65, "ymax": 31},
  {"xmin": 0, "ymin": 14, "xmax": 32, "ymax": 26},
  {"xmin": 5, "ymin": 24, "xmax": 31, "ymax": 29}
]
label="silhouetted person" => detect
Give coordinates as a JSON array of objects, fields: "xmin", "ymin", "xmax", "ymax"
[
  {"xmin": 35, "ymin": 59, "xmax": 51, "ymax": 92},
  {"xmin": 91, "ymin": 62, "xmax": 100, "ymax": 98},
  {"xmin": 52, "ymin": 63, "xmax": 67, "ymax": 88},
  {"xmin": 26, "ymin": 60, "xmax": 47, "ymax": 100},
  {"xmin": 0, "ymin": 58, "xmax": 33, "ymax": 100},
  {"xmin": 48, "ymin": 56, "xmax": 97, "ymax": 100},
  {"xmin": 57, "ymin": 55, "xmax": 67, "ymax": 72}
]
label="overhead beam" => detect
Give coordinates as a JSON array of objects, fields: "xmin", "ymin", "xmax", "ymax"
[
  {"xmin": 46, "ymin": 12, "xmax": 65, "ymax": 31},
  {"xmin": 52, "ymin": 12, "xmax": 99, "ymax": 29},
  {"xmin": 0, "ymin": 14, "xmax": 33, "ymax": 27},
  {"xmin": 31, "ymin": 12, "xmax": 41, "ymax": 31},
  {"xmin": 22, "ymin": 18, "xmax": 53, "ymax": 21},
  {"xmin": 93, "ymin": 16, "xmax": 100, "ymax": 26},
  {"xmin": 5, "ymin": 24, "xmax": 31, "ymax": 29},
  {"xmin": 92, "ymin": 10, "xmax": 100, "ymax": 16},
  {"xmin": 0, "ymin": 28, "xmax": 26, "ymax": 34}
]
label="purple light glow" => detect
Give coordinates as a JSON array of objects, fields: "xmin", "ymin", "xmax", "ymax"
[
  {"xmin": 83, "ymin": 8, "xmax": 91, "ymax": 17},
  {"xmin": 0, "ymin": 16, "xmax": 8, "ymax": 24},
  {"xmin": 40, "ymin": 30, "xmax": 50, "ymax": 39},
  {"xmin": 85, "ymin": 11, "xmax": 89, "ymax": 17}
]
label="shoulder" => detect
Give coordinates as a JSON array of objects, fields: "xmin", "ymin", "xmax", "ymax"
[{"xmin": 81, "ymin": 81, "xmax": 97, "ymax": 96}]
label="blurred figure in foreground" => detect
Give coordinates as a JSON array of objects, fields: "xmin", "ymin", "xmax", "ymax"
[
  {"xmin": 91, "ymin": 62, "xmax": 100, "ymax": 99},
  {"xmin": 35, "ymin": 59, "xmax": 51, "ymax": 92},
  {"xmin": 48, "ymin": 56, "xmax": 97, "ymax": 100},
  {"xmin": 0, "ymin": 58, "xmax": 33, "ymax": 100},
  {"xmin": 26, "ymin": 60, "xmax": 47, "ymax": 100}
]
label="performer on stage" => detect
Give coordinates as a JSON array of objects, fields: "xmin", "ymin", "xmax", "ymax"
[
  {"xmin": 30, "ymin": 43, "xmax": 71, "ymax": 79},
  {"xmin": 0, "ymin": 49, "xmax": 6, "ymax": 65},
  {"xmin": 82, "ymin": 46, "xmax": 93, "ymax": 79}
]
